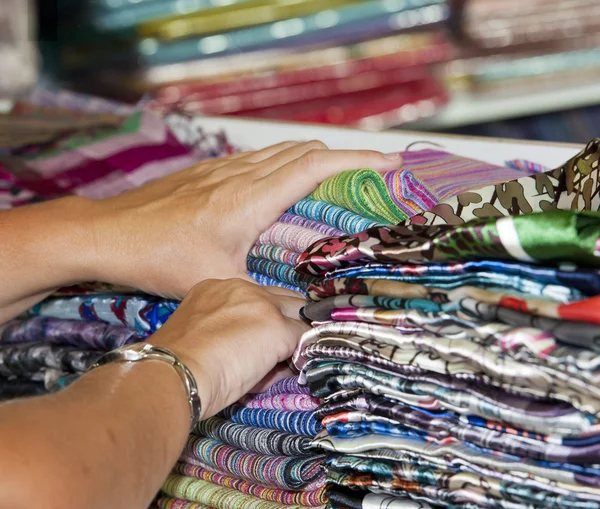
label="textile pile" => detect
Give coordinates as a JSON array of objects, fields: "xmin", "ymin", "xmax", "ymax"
[
  {"xmin": 290, "ymin": 141, "xmax": 600, "ymax": 508},
  {"xmin": 2, "ymin": 87, "xmax": 600, "ymax": 509}
]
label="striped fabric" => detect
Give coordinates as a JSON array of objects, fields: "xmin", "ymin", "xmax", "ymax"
[
  {"xmin": 310, "ymin": 169, "xmax": 407, "ymax": 224},
  {"xmin": 248, "ymin": 273, "xmax": 303, "ymax": 293},
  {"xmin": 279, "ymin": 213, "xmax": 345, "ymax": 237},
  {"xmin": 261, "ymin": 377, "xmax": 312, "ymax": 396},
  {"xmin": 288, "ymin": 198, "xmax": 380, "ymax": 235},
  {"xmin": 195, "ymin": 416, "xmax": 312, "ymax": 456},
  {"xmin": 161, "ymin": 475, "xmax": 321, "ymax": 509},
  {"xmin": 246, "ymin": 258, "xmax": 316, "ymax": 290},
  {"xmin": 220, "ymin": 405, "xmax": 322, "ymax": 437},
  {"xmin": 174, "ymin": 463, "xmax": 327, "ymax": 506},
  {"xmin": 258, "ymin": 223, "xmax": 326, "ymax": 254},
  {"xmin": 157, "ymin": 496, "xmax": 213, "ymax": 509},
  {"xmin": 247, "ymin": 245, "xmax": 301, "ymax": 267},
  {"xmin": 184, "ymin": 436, "xmax": 325, "ymax": 490},
  {"xmin": 241, "ymin": 393, "xmax": 320, "ymax": 412}
]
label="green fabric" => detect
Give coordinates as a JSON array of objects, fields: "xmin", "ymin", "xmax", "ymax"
[
  {"xmin": 515, "ymin": 210, "xmax": 600, "ymax": 265},
  {"xmin": 310, "ymin": 169, "xmax": 407, "ymax": 224}
]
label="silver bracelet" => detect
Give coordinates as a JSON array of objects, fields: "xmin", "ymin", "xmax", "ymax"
[{"xmin": 88, "ymin": 343, "xmax": 202, "ymax": 431}]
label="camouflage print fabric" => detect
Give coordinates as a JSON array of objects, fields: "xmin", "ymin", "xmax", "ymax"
[{"xmin": 406, "ymin": 138, "xmax": 600, "ymax": 226}]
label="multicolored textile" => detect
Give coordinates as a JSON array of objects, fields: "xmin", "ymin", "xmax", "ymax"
[
  {"xmin": 309, "ymin": 150, "xmax": 528, "ymax": 224},
  {"xmin": 304, "ymin": 359, "xmax": 598, "ymax": 433},
  {"xmin": 297, "ymin": 210, "xmax": 600, "ymax": 276},
  {"xmin": 183, "ymin": 436, "xmax": 326, "ymax": 490},
  {"xmin": 328, "ymin": 455, "xmax": 600, "ymax": 501},
  {"xmin": 220, "ymin": 405, "xmax": 322, "ymax": 437},
  {"xmin": 322, "ymin": 400, "xmax": 600, "ymax": 462},
  {"xmin": 288, "ymin": 198, "xmax": 381, "ymax": 235},
  {"xmin": 195, "ymin": 417, "xmax": 312, "ymax": 457},
  {"xmin": 156, "ymin": 497, "xmax": 213, "ymax": 509},
  {"xmin": 161, "ymin": 475, "xmax": 321, "ymax": 509},
  {"xmin": 404, "ymin": 138, "xmax": 600, "ymax": 226},
  {"xmin": 246, "ymin": 258, "xmax": 316, "ymax": 290},
  {"xmin": 299, "ymin": 322, "xmax": 600, "ymax": 405},
  {"xmin": 248, "ymin": 245, "xmax": 302, "ymax": 268},
  {"xmin": 312, "ymin": 432, "xmax": 600, "ymax": 487},
  {"xmin": 174, "ymin": 463, "xmax": 327, "ymax": 506},
  {"xmin": 328, "ymin": 487, "xmax": 433, "ymax": 509},
  {"xmin": 327, "ymin": 466, "xmax": 597, "ymax": 509},
  {"xmin": 248, "ymin": 273, "xmax": 303, "ymax": 293},
  {"xmin": 0, "ymin": 317, "xmax": 146, "ymax": 350},
  {"xmin": 327, "ymin": 260, "xmax": 600, "ymax": 297},
  {"xmin": 1, "ymin": 111, "xmax": 205, "ymax": 200},
  {"xmin": 240, "ymin": 394, "xmax": 320, "ymax": 412},
  {"xmin": 259, "ymin": 377, "xmax": 312, "ymax": 397},
  {"xmin": 24, "ymin": 295, "xmax": 178, "ymax": 332},
  {"xmin": 0, "ymin": 343, "xmax": 101, "ymax": 379}
]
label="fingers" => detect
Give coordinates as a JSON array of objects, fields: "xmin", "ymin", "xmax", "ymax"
[
  {"xmin": 252, "ymin": 140, "xmax": 328, "ymax": 178},
  {"xmin": 257, "ymin": 149, "xmax": 402, "ymax": 210},
  {"xmin": 270, "ymin": 294, "xmax": 304, "ymax": 320},
  {"xmin": 201, "ymin": 141, "xmax": 304, "ymax": 179}
]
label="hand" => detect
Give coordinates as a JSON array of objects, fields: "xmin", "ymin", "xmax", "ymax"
[
  {"xmin": 149, "ymin": 278, "xmax": 307, "ymax": 418},
  {"xmin": 84, "ymin": 141, "xmax": 401, "ymax": 298}
]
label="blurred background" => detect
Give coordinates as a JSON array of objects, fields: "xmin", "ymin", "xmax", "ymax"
[{"xmin": 5, "ymin": 0, "xmax": 600, "ymax": 142}]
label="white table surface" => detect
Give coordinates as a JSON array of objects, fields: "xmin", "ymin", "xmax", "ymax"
[{"xmin": 193, "ymin": 116, "xmax": 582, "ymax": 169}]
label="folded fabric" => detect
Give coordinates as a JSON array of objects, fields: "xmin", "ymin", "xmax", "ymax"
[
  {"xmin": 304, "ymin": 360, "xmax": 598, "ymax": 433},
  {"xmin": 404, "ymin": 138, "xmax": 600, "ymax": 226},
  {"xmin": 312, "ymin": 271, "xmax": 582, "ymax": 302},
  {"xmin": 258, "ymin": 223, "xmax": 326, "ymax": 254},
  {"xmin": 246, "ymin": 258, "xmax": 316, "ymax": 290},
  {"xmin": 279, "ymin": 212, "xmax": 345, "ymax": 237},
  {"xmin": 297, "ymin": 210, "xmax": 600, "ymax": 276},
  {"xmin": 195, "ymin": 416, "xmax": 312, "ymax": 456},
  {"xmin": 299, "ymin": 327, "xmax": 600, "ymax": 409},
  {"xmin": 328, "ymin": 260, "xmax": 600, "ymax": 297},
  {"xmin": 24, "ymin": 295, "xmax": 178, "ymax": 332},
  {"xmin": 0, "ymin": 343, "xmax": 101, "ymax": 378},
  {"xmin": 327, "ymin": 466, "xmax": 593, "ymax": 509},
  {"xmin": 174, "ymin": 463, "xmax": 327, "ymax": 506},
  {"xmin": 247, "ymin": 245, "xmax": 302, "ymax": 267},
  {"xmin": 183, "ymin": 436, "xmax": 326, "ymax": 490},
  {"xmin": 1, "ymin": 110, "xmax": 203, "ymax": 199},
  {"xmin": 259, "ymin": 377, "xmax": 312, "ymax": 397},
  {"xmin": 312, "ymin": 432, "xmax": 600, "ymax": 487},
  {"xmin": 308, "ymin": 149, "xmax": 528, "ymax": 224},
  {"xmin": 289, "ymin": 198, "xmax": 380, "ymax": 235},
  {"xmin": 220, "ymin": 405, "xmax": 322, "ymax": 437},
  {"xmin": 323, "ymin": 410, "xmax": 600, "ymax": 464},
  {"xmin": 328, "ymin": 455, "xmax": 600, "ymax": 500},
  {"xmin": 248, "ymin": 273, "xmax": 304, "ymax": 294},
  {"xmin": 156, "ymin": 497, "xmax": 212, "ymax": 509},
  {"xmin": 328, "ymin": 487, "xmax": 433, "ymax": 509},
  {"xmin": 240, "ymin": 393, "xmax": 320, "ymax": 412},
  {"xmin": 0, "ymin": 379, "xmax": 46, "ymax": 401},
  {"xmin": 0, "ymin": 317, "xmax": 147, "ymax": 350},
  {"xmin": 161, "ymin": 475, "xmax": 318, "ymax": 509}
]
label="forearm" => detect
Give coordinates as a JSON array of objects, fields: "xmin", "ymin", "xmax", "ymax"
[
  {"xmin": 0, "ymin": 360, "xmax": 190, "ymax": 509},
  {"xmin": 0, "ymin": 196, "xmax": 99, "ymax": 323}
]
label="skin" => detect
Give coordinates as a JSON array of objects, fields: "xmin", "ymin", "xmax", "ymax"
[{"xmin": 0, "ymin": 141, "xmax": 401, "ymax": 509}]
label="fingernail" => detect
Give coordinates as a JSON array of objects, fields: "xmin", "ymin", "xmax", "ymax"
[{"xmin": 384, "ymin": 152, "xmax": 400, "ymax": 160}]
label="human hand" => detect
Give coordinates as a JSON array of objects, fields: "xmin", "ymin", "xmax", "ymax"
[
  {"xmin": 149, "ymin": 278, "xmax": 307, "ymax": 419},
  {"xmin": 83, "ymin": 141, "xmax": 401, "ymax": 298}
]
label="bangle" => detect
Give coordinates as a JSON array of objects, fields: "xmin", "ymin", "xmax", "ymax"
[{"xmin": 88, "ymin": 343, "xmax": 201, "ymax": 430}]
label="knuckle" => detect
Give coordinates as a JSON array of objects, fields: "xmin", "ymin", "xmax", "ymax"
[
  {"xmin": 304, "ymin": 140, "xmax": 327, "ymax": 151},
  {"xmin": 299, "ymin": 149, "xmax": 323, "ymax": 170}
]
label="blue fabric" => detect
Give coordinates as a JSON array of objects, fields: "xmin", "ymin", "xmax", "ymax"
[{"xmin": 221, "ymin": 404, "xmax": 322, "ymax": 437}]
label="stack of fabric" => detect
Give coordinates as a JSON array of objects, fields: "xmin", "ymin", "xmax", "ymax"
[
  {"xmin": 290, "ymin": 142, "xmax": 600, "ymax": 509},
  {"xmin": 158, "ymin": 378, "xmax": 328, "ymax": 509},
  {"xmin": 55, "ymin": 0, "xmax": 452, "ymax": 128},
  {"xmin": 248, "ymin": 149, "xmax": 542, "ymax": 293}
]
